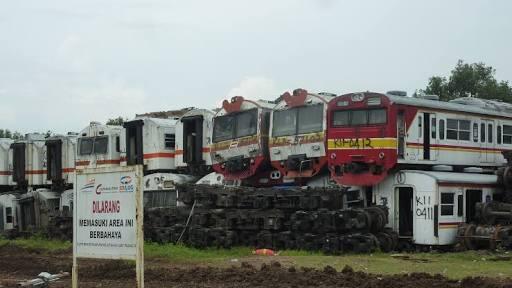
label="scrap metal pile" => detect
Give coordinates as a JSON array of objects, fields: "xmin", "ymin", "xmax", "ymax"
[
  {"xmin": 457, "ymin": 151, "xmax": 512, "ymax": 250},
  {"xmin": 145, "ymin": 184, "xmax": 398, "ymax": 253}
]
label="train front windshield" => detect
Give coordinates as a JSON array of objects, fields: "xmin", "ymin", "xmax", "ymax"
[
  {"xmin": 272, "ymin": 104, "xmax": 323, "ymax": 137},
  {"xmin": 213, "ymin": 109, "xmax": 258, "ymax": 143},
  {"xmin": 332, "ymin": 108, "xmax": 387, "ymax": 127}
]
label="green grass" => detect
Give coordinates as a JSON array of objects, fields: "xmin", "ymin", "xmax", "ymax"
[{"xmin": 1, "ymin": 236, "xmax": 512, "ymax": 279}]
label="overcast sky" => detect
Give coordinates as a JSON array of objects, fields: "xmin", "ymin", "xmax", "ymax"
[{"xmin": 1, "ymin": 0, "xmax": 511, "ymax": 134}]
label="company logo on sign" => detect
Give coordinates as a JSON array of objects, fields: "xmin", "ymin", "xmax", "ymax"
[
  {"xmin": 120, "ymin": 176, "xmax": 132, "ymax": 185},
  {"xmin": 120, "ymin": 175, "xmax": 134, "ymax": 193},
  {"xmin": 81, "ymin": 178, "xmax": 96, "ymax": 193}
]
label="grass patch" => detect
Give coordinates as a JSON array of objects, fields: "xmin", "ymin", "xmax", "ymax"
[
  {"xmin": 145, "ymin": 242, "xmax": 252, "ymax": 262},
  {"xmin": 0, "ymin": 236, "xmax": 71, "ymax": 252}
]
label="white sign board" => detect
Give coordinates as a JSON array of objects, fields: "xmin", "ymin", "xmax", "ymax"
[{"xmin": 73, "ymin": 166, "xmax": 143, "ymax": 259}]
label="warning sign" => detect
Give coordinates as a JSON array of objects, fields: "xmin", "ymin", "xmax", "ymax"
[{"xmin": 73, "ymin": 166, "xmax": 143, "ymax": 260}]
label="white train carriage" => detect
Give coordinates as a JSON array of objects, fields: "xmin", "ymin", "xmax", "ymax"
[
  {"xmin": 15, "ymin": 189, "xmax": 60, "ymax": 232},
  {"xmin": 373, "ymin": 169, "xmax": 499, "ymax": 246},
  {"xmin": 9, "ymin": 133, "xmax": 47, "ymax": 189},
  {"xmin": 269, "ymin": 89, "xmax": 335, "ymax": 179},
  {"xmin": 122, "ymin": 117, "xmax": 178, "ymax": 172},
  {"xmin": 0, "ymin": 193, "xmax": 17, "ymax": 231},
  {"xmin": 0, "ymin": 139, "xmax": 13, "ymax": 190},
  {"xmin": 45, "ymin": 133, "xmax": 77, "ymax": 188},
  {"xmin": 76, "ymin": 122, "xmax": 123, "ymax": 169},
  {"xmin": 175, "ymin": 108, "xmax": 215, "ymax": 175}
]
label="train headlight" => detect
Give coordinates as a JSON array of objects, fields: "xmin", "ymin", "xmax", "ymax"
[
  {"xmin": 379, "ymin": 152, "xmax": 385, "ymax": 159},
  {"xmin": 250, "ymin": 158, "xmax": 255, "ymax": 164},
  {"xmin": 221, "ymin": 163, "xmax": 226, "ymax": 169},
  {"xmin": 330, "ymin": 153, "xmax": 336, "ymax": 159},
  {"xmin": 351, "ymin": 93, "xmax": 365, "ymax": 102}
]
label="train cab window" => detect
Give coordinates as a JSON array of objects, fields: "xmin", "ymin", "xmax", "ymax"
[
  {"xmin": 236, "ymin": 110, "xmax": 258, "ymax": 138},
  {"xmin": 473, "ymin": 123, "xmax": 478, "ymax": 142},
  {"xmin": 503, "ymin": 125, "xmax": 512, "ymax": 144},
  {"xmin": 331, "ymin": 109, "xmax": 386, "ymax": 126},
  {"xmin": 488, "ymin": 124, "xmax": 493, "ymax": 143},
  {"xmin": 213, "ymin": 114, "xmax": 235, "ymax": 142},
  {"xmin": 480, "ymin": 123, "xmax": 486, "ymax": 142},
  {"xmin": 441, "ymin": 193, "xmax": 455, "ymax": 216},
  {"xmin": 457, "ymin": 195, "xmax": 463, "ymax": 217},
  {"xmin": 164, "ymin": 134, "xmax": 175, "ymax": 149},
  {"xmin": 93, "ymin": 136, "xmax": 109, "ymax": 154},
  {"xmin": 368, "ymin": 109, "xmax": 387, "ymax": 125},
  {"xmin": 497, "ymin": 126, "xmax": 502, "ymax": 144},
  {"xmin": 79, "ymin": 138, "xmax": 93, "ymax": 155},
  {"xmin": 439, "ymin": 120, "xmax": 445, "ymax": 140},
  {"xmin": 447, "ymin": 119, "xmax": 470, "ymax": 141},
  {"xmin": 352, "ymin": 110, "xmax": 367, "ymax": 125},
  {"xmin": 298, "ymin": 104, "xmax": 323, "ymax": 134},
  {"xmin": 332, "ymin": 111, "xmax": 349, "ymax": 126}
]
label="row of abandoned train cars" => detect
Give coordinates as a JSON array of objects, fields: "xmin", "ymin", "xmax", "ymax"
[{"xmin": 1, "ymin": 89, "xmax": 512, "ymax": 252}]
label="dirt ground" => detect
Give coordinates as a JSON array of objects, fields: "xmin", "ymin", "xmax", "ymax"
[{"xmin": 1, "ymin": 244, "xmax": 512, "ymax": 288}]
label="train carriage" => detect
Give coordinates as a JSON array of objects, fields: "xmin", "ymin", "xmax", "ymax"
[
  {"xmin": 0, "ymin": 139, "xmax": 13, "ymax": 191},
  {"xmin": 327, "ymin": 92, "xmax": 512, "ymax": 186},
  {"xmin": 373, "ymin": 169, "xmax": 499, "ymax": 246},
  {"xmin": 9, "ymin": 133, "xmax": 47, "ymax": 190},
  {"xmin": 45, "ymin": 134, "xmax": 77, "ymax": 189},
  {"xmin": 175, "ymin": 108, "xmax": 215, "ymax": 176},
  {"xmin": 75, "ymin": 122, "xmax": 123, "ymax": 170},
  {"xmin": 269, "ymin": 89, "xmax": 335, "ymax": 180},
  {"xmin": 210, "ymin": 96, "xmax": 276, "ymax": 185}
]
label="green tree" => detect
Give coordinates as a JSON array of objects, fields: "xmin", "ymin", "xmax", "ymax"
[
  {"xmin": 422, "ymin": 60, "xmax": 512, "ymax": 102},
  {"xmin": 106, "ymin": 117, "xmax": 125, "ymax": 126}
]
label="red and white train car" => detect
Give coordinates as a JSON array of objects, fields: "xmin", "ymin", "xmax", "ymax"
[
  {"xmin": 175, "ymin": 108, "xmax": 215, "ymax": 176},
  {"xmin": 9, "ymin": 133, "xmax": 47, "ymax": 189},
  {"xmin": 0, "ymin": 138, "xmax": 13, "ymax": 190},
  {"xmin": 122, "ymin": 117, "xmax": 177, "ymax": 172},
  {"xmin": 45, "ymin": 134, "xmax": 77, "ymax": 189},
  {"xmin": 75, "ymin": 122, "xmax": 123, "ymax": 170},
  {"xmin": 269, "ymin": 89, "xmax": 335, "ymax": 180},
  {"xmin": 327, "ymin": 92, "xmax": 512, "ymax": 186},
  {"xmin": 211, "ymin": 96, "xmax": 276, "ymax": 184}
]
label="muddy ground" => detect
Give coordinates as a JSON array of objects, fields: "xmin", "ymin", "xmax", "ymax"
[{"xmin": 1, "ymin": 244, "xmax": 512, "ymax": 288}]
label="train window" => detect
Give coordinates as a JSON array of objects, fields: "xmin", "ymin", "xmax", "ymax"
[
  {"xmin": 473, "ymin": 123, "xmax": 478, "ymax": 142},
  {"xmin": 5, "ymin": 207, "xmax": 12, "ymax": 223},
  {"xmin": 440, "ymin": 192, "xmax": 454, "ymax": 216},
  {"xmin": 78, "ymin": 138, "xmax": 93, "ymax": 155},
  {"xmin": 332, "ymin": 111, "xmax": 349, "ymax": 126},
  {"xmin": 273, "ymin": 109, "xmax": 297, "ymax": 137},
  {"xmin": 439, "ymin": 120, "xmax": 445, "ymax": 140},
  {"xmin": 418, "ymin": 116, "xmax": 422, "ymax": 137},
  {"xmin": 498, "ymin": 126, "xmax": 502, "ymax": 144},
  {"xmin": 331, "ymin": 109, "xmax": 386, "ymax": 126},
  {"xmin": 164, "ymin": 134, "xmax": 175, "ymax": 149},
  {"xmin": 488, "ymin": 124, "xmax": 493, "ymax": 143},
  {"xmin": 368, "ymin": 109, "xmax": 387, "ymax": 125},
  {"xmin": 93, "ymin": 136, "xmax": 109, "ymax": 154},
  {"xmin": 298, "ymin": 104, "xmax": 323, "ymax": 134},
  {"xmin": 481, "ymin": 123, "xmax": 485, "ymax": 142},
  {"xmin": 457, "ymin": 195, "xmax": 463, "ymax": 217},
  {"xmin": 236, "ymin": 110, "xmax": 258, "ymax": 138},
  {"xmin": 431, "ymin": 117, "xmax": 436, "ymax": 139},
  {"xmin": 447, "ymin": 119, "xmax": 469, "ymax": 141},
  {"xmin": 213, "ymin": 114, "xmax": 235, "ymax": 142},
  {"xmin": 116, "ymin": 136, "xmax": 120, "ymax": 152},
  {"xmin": 352, "ymin": 110, "xmax": 367, "ymax": 125},
  {"xmin": 503, "ymin": 125, "xmax": 512, "ymax": 144}
]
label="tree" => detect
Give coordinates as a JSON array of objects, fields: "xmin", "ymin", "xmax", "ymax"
[
  {"xmin": 421, "ymin": 60, "xmax": 512, "ymax": 102},
  {"xmin": 106, "ymin": 117, "xmax": 125, "ymax": 126}
]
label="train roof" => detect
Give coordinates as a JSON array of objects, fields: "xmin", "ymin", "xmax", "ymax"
[
  {"xmin": 400, "ymin": 170, "xmax": 498, "ymax": 185},
  {"xmin": 132, "ymin": 116, "xmax": 178, "ymax": 127},
  {"xmin": 385, "ymin": 93, "xmax": 512, "ymax": 119}
]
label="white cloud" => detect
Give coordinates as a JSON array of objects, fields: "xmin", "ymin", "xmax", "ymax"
[{"xmin": 227, "ymin": 76, "xmax": 280, "ymax": 102}]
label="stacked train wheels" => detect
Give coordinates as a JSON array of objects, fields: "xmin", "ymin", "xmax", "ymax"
[{"xmin": 145, "ymin": 184, "xmax": 398, "ymax": 254}]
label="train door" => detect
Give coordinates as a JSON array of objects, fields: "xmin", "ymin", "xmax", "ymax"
[
  {"xmin": 0, "ymin": 206, "xmax": 4, "ymax": 230},
  {"xmin": 422, "ymin": 113, "xmax": 432, "ymax": 160},
  {"xmin": 480, "ymin": 120, "xmax": 495, "ymax": 163},
  {"xmin": 182, "ymin": 116, "xmax": 204, "ymax": 165},
  {"xmin": 124, "ymin": 120, "xmax": 144, "ymax": 165},
  {"xmin": 395, "ymin": 186, "xmax": 413, "ymax": 237},
  {"xmin": 397, "ymin": 110, "xmax": 405, "ymax": 159},
  {"xmin": 465, "ymin": 189, "xmax": 482, "ymax": 223},
  {"xmin": 11, "ymin": 143, "xmax": 26, "ymax": 188},
  {"xmin": 429, "ymin": 113, "xmax": 438, "ymax": 160},
  {"xmin": 46, "ymin": 139, "xmax": 63, "ymax": 184}
]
